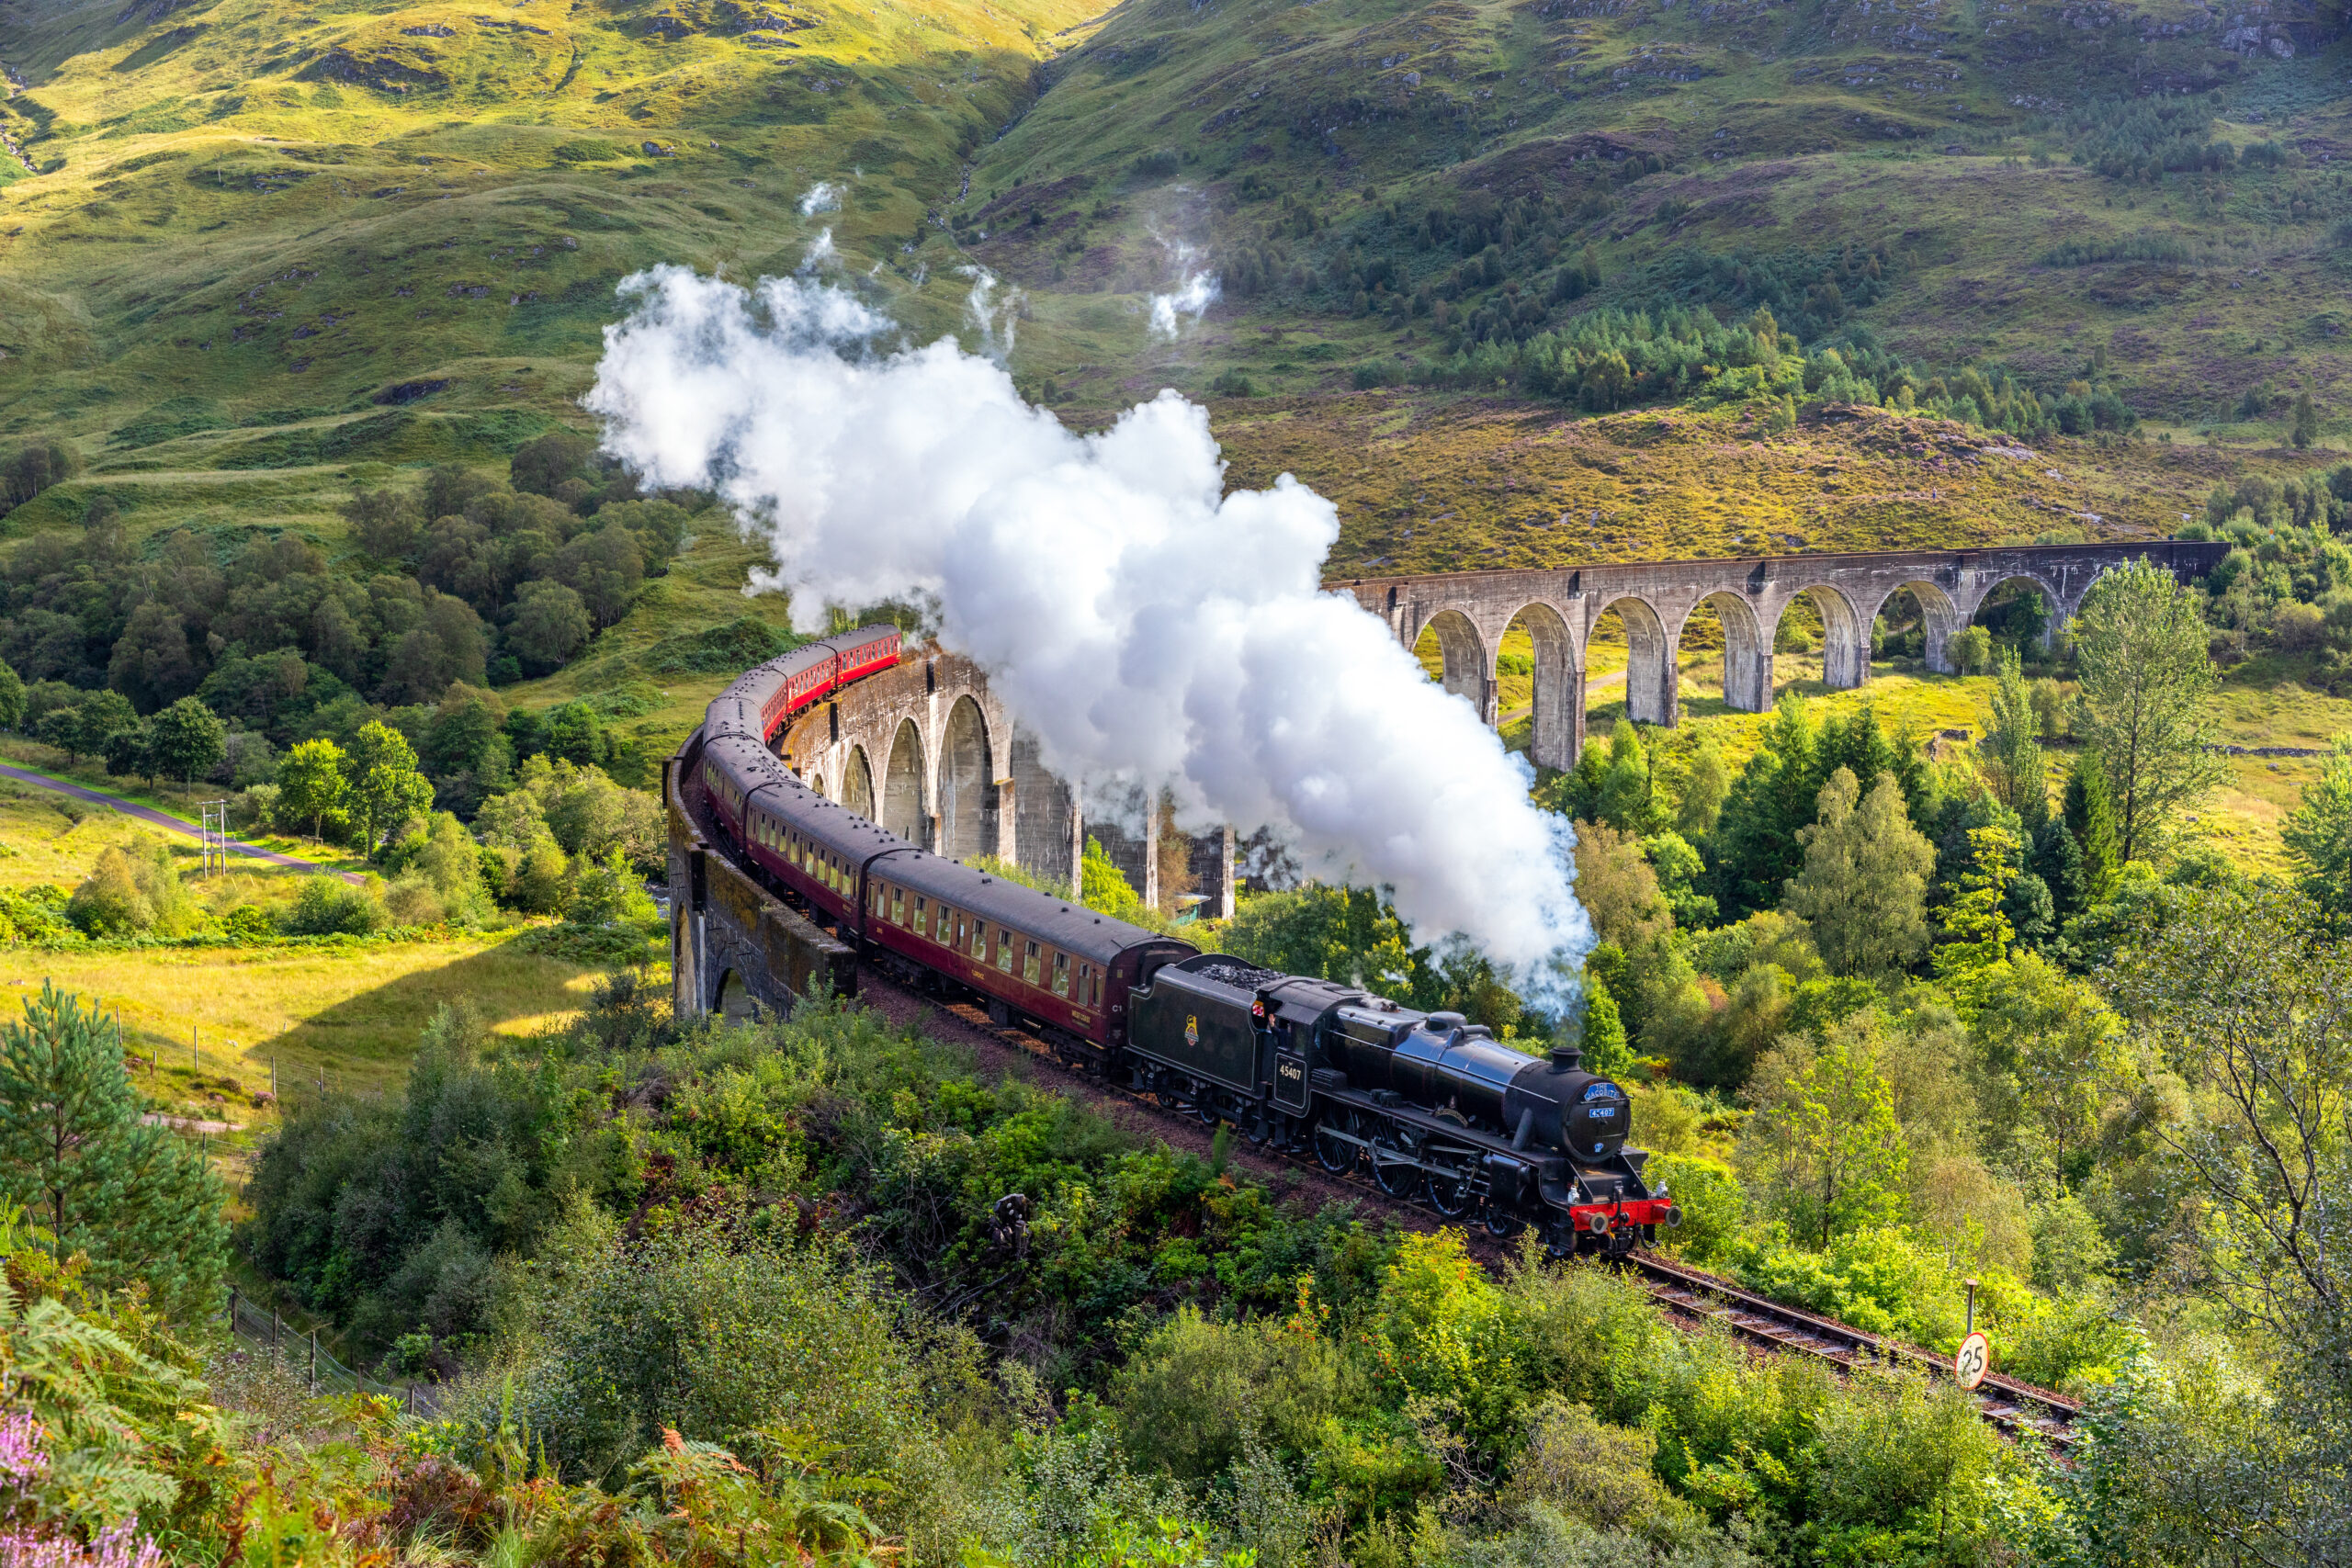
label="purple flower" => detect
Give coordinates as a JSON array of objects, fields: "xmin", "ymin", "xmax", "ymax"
[{"xmin": 0, "ymin": 1414, "xmax": 46, "ymax": 1487}]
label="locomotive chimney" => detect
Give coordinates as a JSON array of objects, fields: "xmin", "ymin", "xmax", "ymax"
[{"xmin": 1551, "ymin": 1043, "xmax": 1584, "ymax": 1070}]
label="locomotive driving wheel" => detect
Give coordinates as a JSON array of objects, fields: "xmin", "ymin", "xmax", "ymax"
[
  {"xmin": 1369, "ymin": 1134, "xmax": 1424, "ymax": 1201},
  {"xmin": 1313, "ymin": 1118, "xmax": 1358, "ymax": 1174},
  {"xmin": 1482, "ymin": 1204, "xmax": 1526, "ymax": 1239},
  {"xmin": 1425, "ymin": 1157, "xmax": 1476, "ymax": 1217}
]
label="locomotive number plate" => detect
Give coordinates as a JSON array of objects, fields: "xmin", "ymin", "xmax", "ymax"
[{"xmin": 1274, "ymin": 1054, "xmax": 1308, "ymax": 1111}]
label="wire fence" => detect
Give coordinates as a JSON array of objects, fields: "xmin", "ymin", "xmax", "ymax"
[{"xmin": 225, "ymin": 1290, "xmax": 445, "ymax": 1416}]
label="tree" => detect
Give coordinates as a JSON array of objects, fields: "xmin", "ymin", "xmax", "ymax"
[
  {"xmin": 509, "ymin": 581, "xmax": 594, "ymax": 671},
  {"xmin": 1971, "ymin": 951, "xmax": 2124, "ymax": 1182},
  {"xmin": 1950, "ymin": 624, "xmax": 1993, "ymax": 675},
  {"xmin": 1676, "ymin": 735, "xmax": 1728, "ymax": 839},
  {"xmin": 147, "ymin": 697, "xmax": 226, "ymax": 785},
  {"xmin": 69, "ymin": 691, "xmax": 136, "ymax": 767},
  {"xmin": 348, "ymin": 721, "xmax": 435, "ymax": 856},
  {"xmin": 2063, "ymin": 750, "xmax": 2120, "ymax": 900},
  {"xmin": 1596, "ymin": 719, "xmax": 1657, "ymax": 832},
  {"xmin": 1781, "ymin": 768, "xmax": 1936, "ymax": 981},
  {"xmin": 277, "ymin": 738, "xmax": 349, "ymax": 841},
  {"xmin": 2116, "ymin": 886, "xmax": 2352, "ymax": 1556},
  {"xmin": 2281, "ymin": 734, "xmax": 2352, "ymax": 930},
  {"xmin": 100, "ymin": 718, "xmax": 152, "ymax": 784},
  {"xmin": 0, "ymin": 658, "xmax": 23, "ymax": 731},
  {"xmin": 0, "ymin": 983, "xmax": 226, "ymax": 1317},
  {"xmin": 1935, "ymin": 825, "xmax": 2019, "ymax": 981},
  {"xmin": 2293, "ymin": 390, "xmax": 2319, "ymax": 450},
  {"xmin": 1741, "ymin": 1018, "xmax": 1909, "ymax": 1247},
  {"xmin": 1576, "ymin": 974, "xmax": 1632, "ymax": 1077},
  {"xmin": 1980, "ymin": 647, "xmax": 2048, "ymax": 827},
  {"xmin": 1571, "ymin": 821, "xmax": 1673, "ymax": 953},
  {"xmin": 2072, "ymin": 558, "xmax": 2227, "ymax": 865},
  {"xmin": 510, "ymin": 428, "xmax": 599, "ymax": 498}
]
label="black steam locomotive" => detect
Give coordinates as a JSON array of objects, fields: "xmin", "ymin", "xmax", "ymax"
[{"xmin": 688, "ymin": 628, "xmax": 1678, "ymax": 1253}]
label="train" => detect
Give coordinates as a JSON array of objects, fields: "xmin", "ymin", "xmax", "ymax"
[{"xmin": 686, "ymin": 626, "xmax": 1679, "ymax": 1254}]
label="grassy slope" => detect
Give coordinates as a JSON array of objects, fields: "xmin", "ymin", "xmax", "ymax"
[{"xmin": 0, "ymin": 778, "xmax": 606, "ymax": 1144}]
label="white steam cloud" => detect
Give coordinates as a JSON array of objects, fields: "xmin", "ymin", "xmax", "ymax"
[
  {"xmin": 586, "ymin": 266, "xmax": 1593, "ymax": 994},
  {"xmin": 797, "ymin": 181, "xmax": 842, "ymax": 216},
  {"xmin": 959, "ymin": 265, "xmax": 1021, "ymax": 363},
  {"xmin": 1148, "ymin": 241, "xmax": 1219, "ymax": 342}
]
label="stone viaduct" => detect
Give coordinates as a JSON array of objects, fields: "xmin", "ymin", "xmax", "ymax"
[
  {"xmin": 1337, "ymin": 539, "xmax": 2228, "ymax": 770},
  {"xmin": 771, "ymin": 649, "xmax": 1238, "ymax": 919}
]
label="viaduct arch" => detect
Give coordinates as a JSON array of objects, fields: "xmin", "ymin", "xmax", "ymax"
[
  {"xmin": 773, "ymin": 649, "xmax": 1239, "ymax": 918},
  {"xmin": 1357, "ymin": 539, "xmax": 2225, "ymax": 769}
]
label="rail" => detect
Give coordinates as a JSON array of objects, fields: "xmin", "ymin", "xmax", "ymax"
[{"xmin": 1627, "ymin": 1251, "xmax": 2080, "ymax": 1441}]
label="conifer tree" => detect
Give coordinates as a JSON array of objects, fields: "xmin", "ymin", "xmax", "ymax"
[
  {"xmin": 2063, "ymin": 750, "xmax": 2120, "ymax": 900},
  {"xmin": 1597, "ymin": 719, "xmax": 1655, "ymax": 832},
  {"xmin": 0, "ymin": 983, "xmax": 225, "ymax": 1317},
  {"xmin": 1982, "ymin": 647, "xmax": 2050, "ymax": 831},
  {"xmin": 1575, "ymin": 974, "xmax": 1632, "ymax": 1077}
]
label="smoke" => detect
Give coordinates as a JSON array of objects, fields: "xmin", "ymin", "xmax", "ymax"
[
  {"xmin": 797, "ymin": 180, "xmax": 842, "ymax": 216},
  {"xmin": 1147, "ymin": 240, "xmax": 1219, "ymax": 342},
  {"xmin": 959, "ymin": 265, "xmax": 1022, "ymax": 363},
  {"xmin": 586, "ymin": 265, "xmax": 1593, "ymax": 994},
  {"xmin": 799, "ymin": 228, "xmax": 839, "ymax": 272}
]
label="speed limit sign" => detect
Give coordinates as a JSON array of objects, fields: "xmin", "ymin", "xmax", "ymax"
[{"xmin": 1954, "ymin": 1330, "xmax": 1991, "ymax": 1391}]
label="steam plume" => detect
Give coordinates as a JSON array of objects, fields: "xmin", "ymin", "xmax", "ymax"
[
  {"xmin": 586, "ymin": 267, "xmax": 1593, "ymax": 992},
  {"xmin": 1147, "ymin": 240, "xmax": 1219, "ymax": 341}
]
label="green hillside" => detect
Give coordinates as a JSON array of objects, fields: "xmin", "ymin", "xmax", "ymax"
[{"xmin": 2, "ymin": 0, "xmax": 2350, "ymax": 704}]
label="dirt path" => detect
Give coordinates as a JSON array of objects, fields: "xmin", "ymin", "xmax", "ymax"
[
  {"xmin": 1499, "ymin": 664, "xmax": 1627, "ymax": 728},
  {"xmin": 0, "ymin": 764, "xmax": 363, "ymax": 882}
]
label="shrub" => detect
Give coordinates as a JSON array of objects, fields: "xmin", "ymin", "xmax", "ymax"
[
  {"xmin": 384, "ymin": 874, "xmax": 447, "ymax": 926},
  {"xmin": 281, "ymin": 875, "xmax": 387, "ymax": 936},
  {"xmin": 1110, "ymin": 1306, "xmax": 1360, "ymax": 1481},
  {"xmin": 64, "ymin": 850, "xmax": 152, "ymax": 938},
  {"xmin": 1644, "ymin": 1152, "xmax": 1744, "ymax": 1266}
]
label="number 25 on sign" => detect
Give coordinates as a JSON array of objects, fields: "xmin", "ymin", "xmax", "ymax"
[{"xmin": 1954, "ymin": 1330, "xmax": 1991, "ymax": 1392}]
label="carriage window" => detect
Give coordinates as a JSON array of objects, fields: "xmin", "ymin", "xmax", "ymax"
[
  {"xmin": 953, "ymin": 912, "xmax": 967, "ymax": 952},
  {"xmin": 1023, "ymin": 941, "xmax": 1041, "ymax": 984},
  {"xmin": 913, "ymin": 897, "xmax": 928, "ymax": 934},
  {"xmin": 969, "ymin": 919, "xmax": 985, "ymax": 958},
  {"xmin": 891, "ymin": 886, "xmax": 906, "ymax": 925},
  {"xmin": 997, "ymin": 930, "xmax": 1016, "ymax": 972},
  {"xmin": 871, "ymin": 882, "xmax": 887, "ymax": 917},
  {"xmin": 1051, "ymin": 953, "xmax": 1071, "ymax": 998}
]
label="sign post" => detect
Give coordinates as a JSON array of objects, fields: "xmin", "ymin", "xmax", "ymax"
[{"xmin": 1954, "ymin": 1277, "xmax": 1988, "ymax": 1391}]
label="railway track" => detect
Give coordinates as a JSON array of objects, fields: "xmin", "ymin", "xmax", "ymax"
[
  {"xmin": 1627, "ymin": 1251, "xmax": 2080, "ymax": 1443},
  {"xmin": 887, "ymin": 980, "xmax": 2084, "ymax": 1445}
]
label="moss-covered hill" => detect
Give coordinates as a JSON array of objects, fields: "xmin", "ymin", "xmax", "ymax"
[{"xmin": 3, "ymin": 0, "xmax": 2350, "ymax": 626}]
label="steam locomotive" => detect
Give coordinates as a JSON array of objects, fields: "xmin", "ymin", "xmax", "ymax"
[{"xmin": 688, "ymin": 627, "xmax": 1679, "ymax": 1253}]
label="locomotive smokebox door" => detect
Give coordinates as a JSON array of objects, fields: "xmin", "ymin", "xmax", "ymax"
[{"xmin": 1273, "ymin": 1051, "xmax": 1309, "ymax": 1111}]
